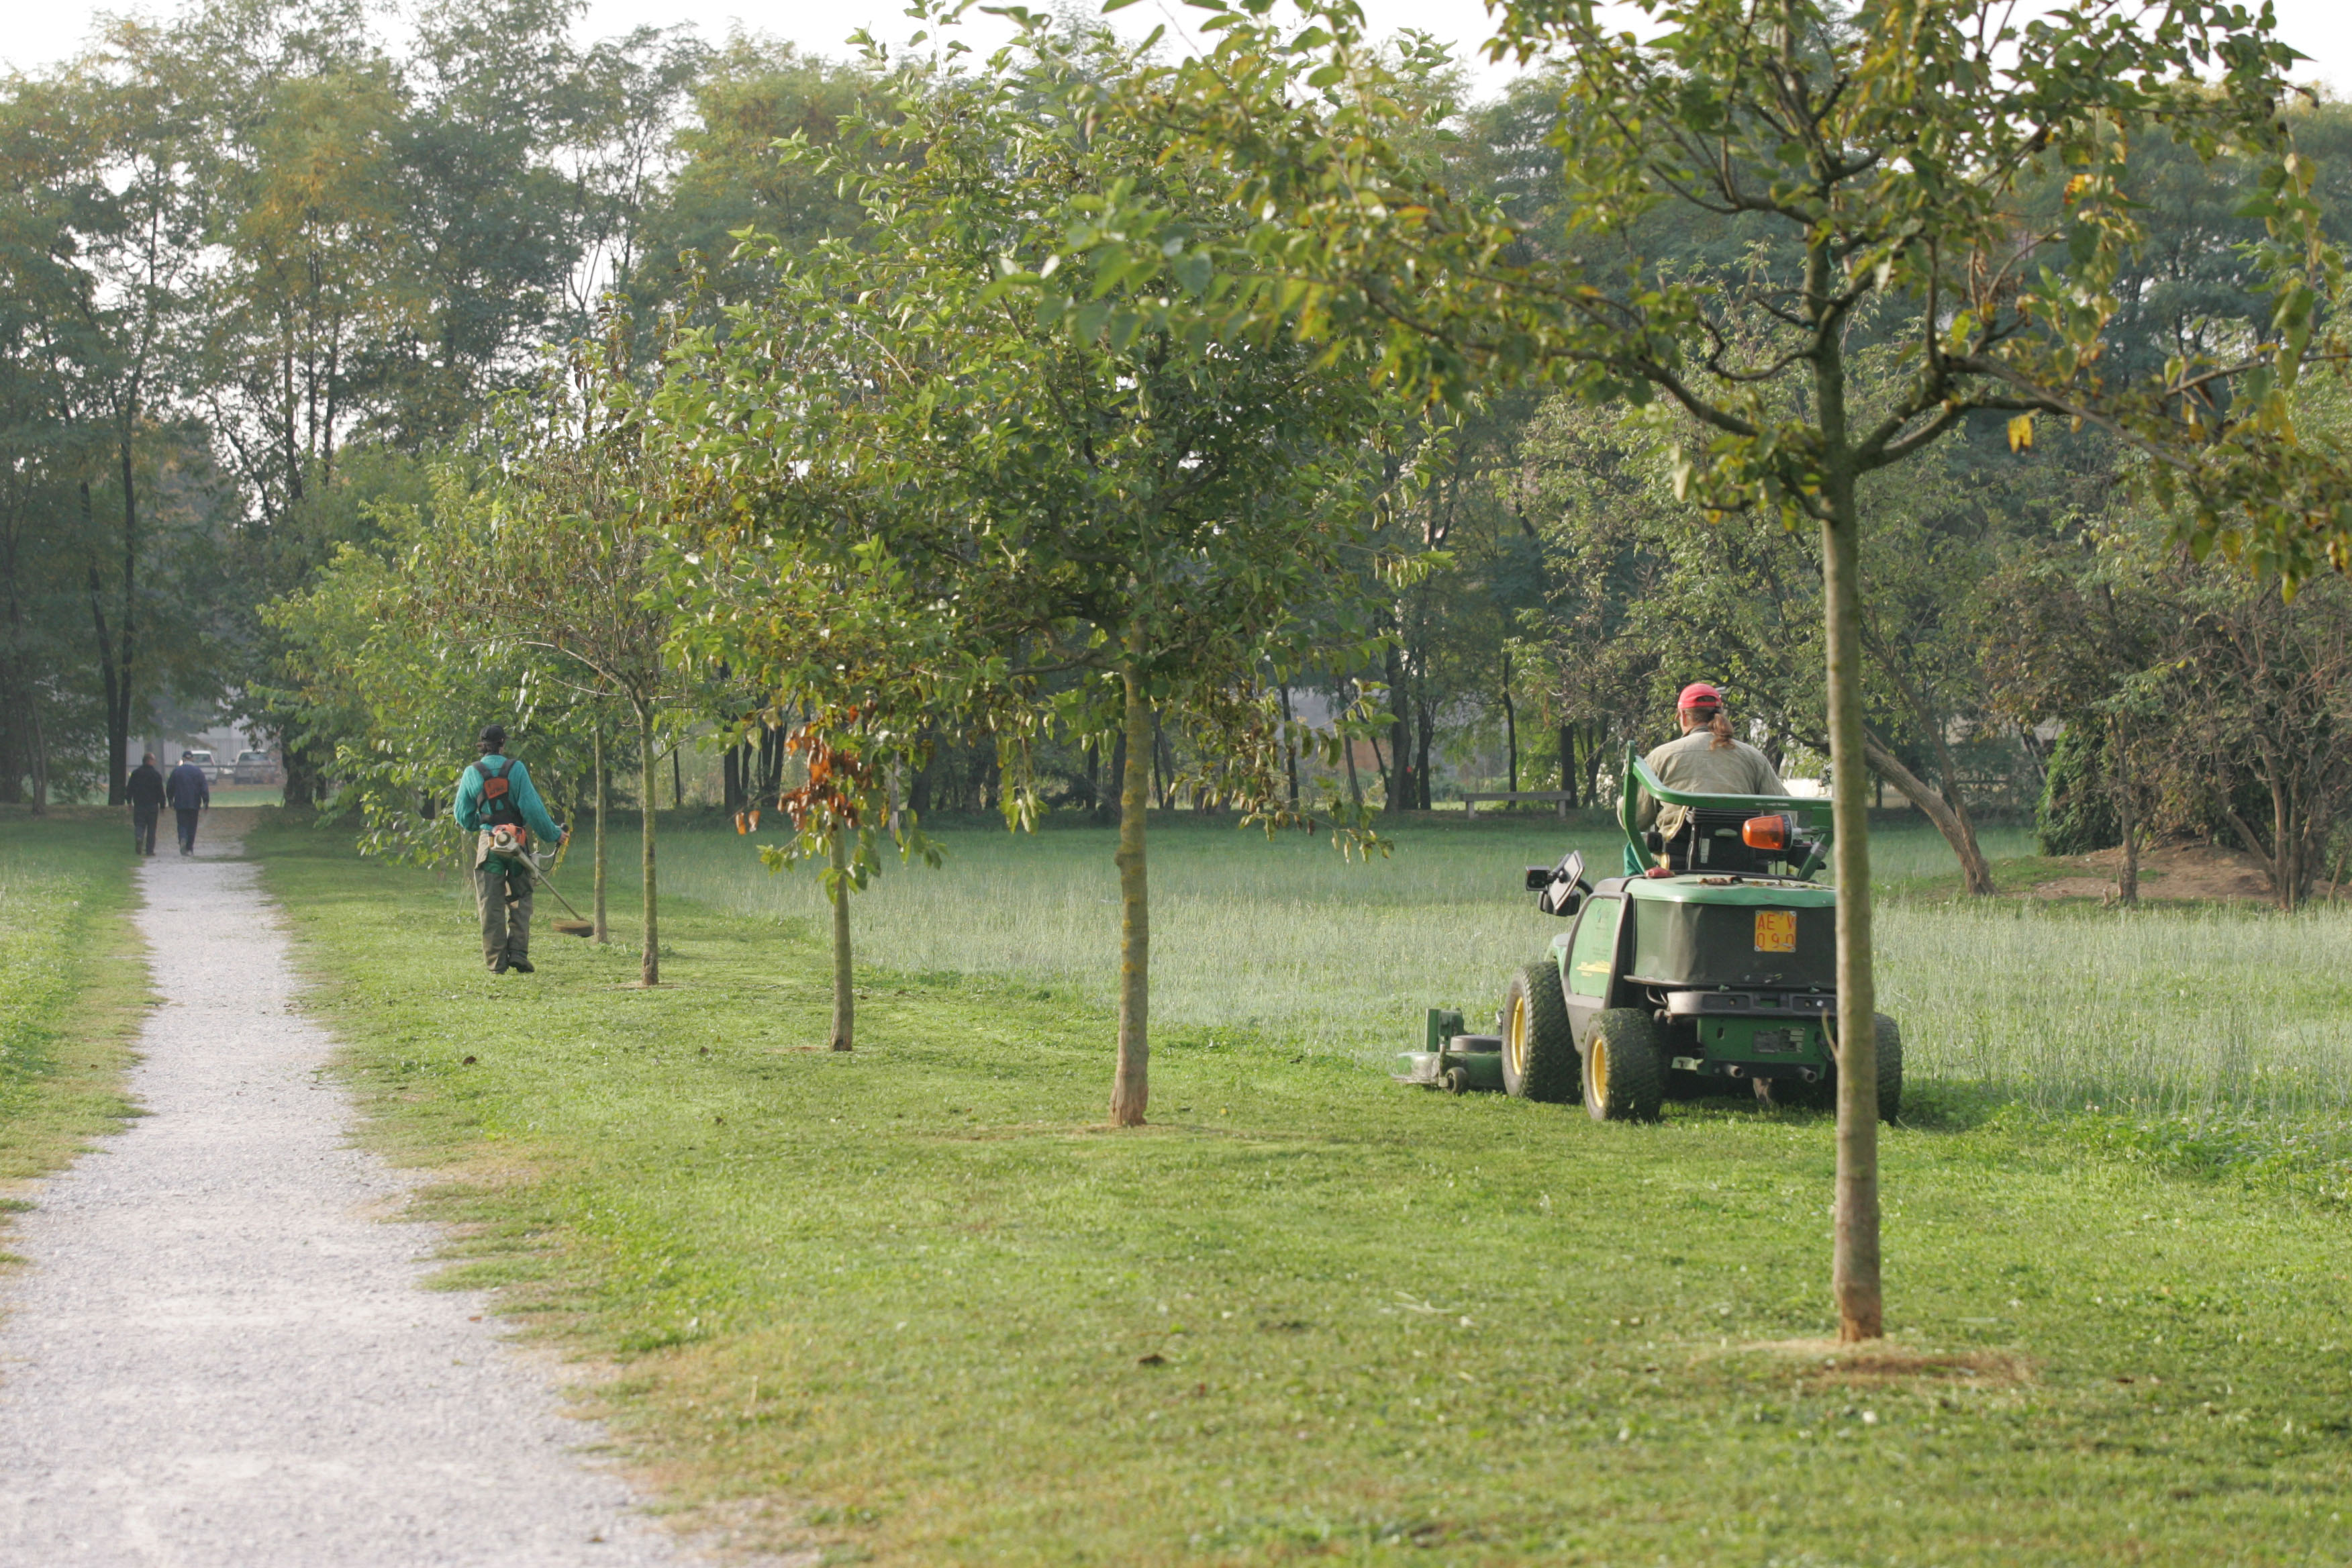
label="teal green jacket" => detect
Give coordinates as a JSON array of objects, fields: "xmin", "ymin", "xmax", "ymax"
[{"xmin": 452, "ymin": 754, "xmax": 565, "ymax": 843}]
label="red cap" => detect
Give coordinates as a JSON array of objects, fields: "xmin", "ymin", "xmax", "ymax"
[{"xmin": 1677, "ymin": 682, "xmax": 1724, "ymax": 711}]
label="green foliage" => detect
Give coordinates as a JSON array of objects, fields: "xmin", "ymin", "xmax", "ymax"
[
  {"xmin": 660, "ymin": 15, "xmax": 1412, "ymax": 828},
  {"xmin": 626, "ymin": 36, "xmax": 875, "ymax": 311},
  {"xmin": 2036, "ymin": 727, "xmax": 2119, "ymax": 856},
  {"xmin": 262, "ymin": 460, "xmax": 621, "ymax": 866}
]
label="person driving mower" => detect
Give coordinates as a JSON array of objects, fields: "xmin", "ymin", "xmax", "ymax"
[{"xmin": 1633, "ymin": 683, "xmax": 1785, "ymax": 867}]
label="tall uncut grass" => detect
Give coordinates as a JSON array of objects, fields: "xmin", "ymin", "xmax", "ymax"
[
  {"xmin": 660, "ymin": 812, "xmax": 2348, "ymax": 1116},
  {"xmin": 1878, "ymin": 900, "xmax": 2352, "ymax": 1116}
]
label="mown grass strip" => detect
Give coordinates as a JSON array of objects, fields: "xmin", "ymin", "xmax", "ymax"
[
  {"xmin": 255, "ymin": 812, "xmax": 2352, "ymax": 1567},
  {"xmin": 0, "ymin": 808, "xmax": 150, "ymax": 1208}
]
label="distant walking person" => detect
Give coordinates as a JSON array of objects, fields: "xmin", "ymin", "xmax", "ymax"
[
  {"xmin": 166, "ymin": 752, "xmax": 210, "ymax": 856},
  {"xmin": 452, "ymin": 724, "xmax": 566, "ymax": 975},
  {"xmin": 127, "ymin": 753, "xmax": 166, "ymax": 855}
]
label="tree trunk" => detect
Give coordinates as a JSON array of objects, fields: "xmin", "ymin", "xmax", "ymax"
[
  {"xmin": 26, "ymin": 699, "xmax": 47, "ymax": 816},
  {"xmin": 828, "ymin": 825, "xmax": 853, "ymax": 1050},
  {"xmin": 1558, "ymin": 723, "xmax": 1575, "ymax": 808},
  {"xmin": 286, "ymin": 732, "xmax": 328, "ymax": 810},
  {"xmin": 1343, "ymin": 728, "xmax": 1363, "ymax": 811},
  {"xmin": 2108, "ymin": 718, "xmax": 2139, "ymax": 908},
  {"xmin": 671, "ymin": 744, "xmax": 683, "ymax": 810},
  {"xmin": 112, "ymin": 411, "xmax": 137, "ymax": 812},
  {"xmin": 592, "ymin": 722, "xmax": 609, "ymax": 944},
  {"xmin": 1110, "ymin": 663, "xmax": 1153, "ymax": 1126},
  {"xmin": 1151, "ymin": 714, "xmax": 1169, "ymax": 811},
  {"xmin": 1502, "ymin": 651, "xmax": 1519, "ymax": 796},
  {"xmin": 1414, "ymin": 698, "xmax": 1434, "ymax": 809},
  {"xmin": 1107, "ymin": 726, "xmax": 1128, "ymax": 826},
  {"xmin": 1859, "ymin": 732, "xmax": 1994, "ymax": 896},
  {"xmin": 1864, "ymin": 646, "xmax": 1994, "ymax": 896},
  {"xmin": 1822, "ymin": 486, "xmax": 1881, "ymax": 1344},
  {"xmin": 638, "ymin": 705, "xmax": 660, "ymax": 986},
  {"xmin": 1280, "ymin": 682, "xmax": 1300, "ymax": 807},
  {"xmin": 82, "ymin": 481, "xmax": 126, "ymax": 806},
  {"xmin": 1385, "ymin": 640, "xmax": 1412, "ymax": 814}
]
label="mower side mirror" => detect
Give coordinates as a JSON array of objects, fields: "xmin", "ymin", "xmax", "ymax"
[
  {"xmin": 1530, "ymin": 849, "xmax": 1588, "ymax": 916},
  {"xmin": 1537, "ymin": 885, "xmax": 1584, "ymax": 918}
]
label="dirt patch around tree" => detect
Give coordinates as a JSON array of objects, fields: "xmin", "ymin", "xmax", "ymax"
[
  {"xmin": 2029, "ymin": 840, "xmax": 2284, "ymax": 904},
  {"xmin": 1733, "ymin": 1338, "xmax": 2035, "ymax": 1389}
]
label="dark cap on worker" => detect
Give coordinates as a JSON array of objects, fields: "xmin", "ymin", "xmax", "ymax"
[
  {"xmin": 1677, "ymin": 681, "xmax": 1724, "ymax": 711},
  {"xmin": 477, "ymin": 723, "xmax": 507, "ymax": 752}
]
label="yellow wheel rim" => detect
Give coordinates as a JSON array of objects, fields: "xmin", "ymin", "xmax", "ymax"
[
  {"xmin": 1506, "ymin": 993, "xmax": 1529, "ymax": 1080},
  {"xmin": 1589, "ymin": 1035, "xmax": 1612, "ymax": 1108}
]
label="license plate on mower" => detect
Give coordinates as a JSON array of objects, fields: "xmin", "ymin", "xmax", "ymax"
[{"xmin": 1754, "ymin": 910, "xmax": 1797, "ymax": 952}]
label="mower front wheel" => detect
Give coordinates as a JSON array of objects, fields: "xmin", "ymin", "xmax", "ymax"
[
  {"xmin": 1501, "ymin": 965, "xmax": 1579, "ymax": 1103},
  {"xmin": 1583, "ymin": 1009, "xmax": 1666, "ymax": 1123}
]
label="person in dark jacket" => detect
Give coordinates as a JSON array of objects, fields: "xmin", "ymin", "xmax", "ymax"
[
  {"xmin": 166, "ymin": 752, "xmax": 211, "ymax": 855},
  {"xmin": 127, "ymin": 754, "xmax": 166, "ymax": 855}
]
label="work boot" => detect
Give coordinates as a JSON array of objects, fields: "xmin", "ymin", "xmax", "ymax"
[
  {"xmin": 507, "ymin": 957, "xmax": 535, "ymax": 974},
  {"xmin": 491, "ymin": 955, "xmax": 510, "ymax": 975}
]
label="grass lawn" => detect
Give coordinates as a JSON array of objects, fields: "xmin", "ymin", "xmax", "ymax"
[
  {"xmin": 254, "ymin": 810, "xmax": 2352, "ymax": 1565},
  {"xmin": 0, "ymin": 807, "xmax": 148, "ymax": 1212}
]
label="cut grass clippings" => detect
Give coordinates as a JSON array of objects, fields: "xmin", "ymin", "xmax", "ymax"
[
  {"xmin": 0, "ymin": 808, "xmax": 150, "ymax": 1221},
  {"xmin": 252, "ymin": 811, "xmax": 2352, "ymax": 1566}
]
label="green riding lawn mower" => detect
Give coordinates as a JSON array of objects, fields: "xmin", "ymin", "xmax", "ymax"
[{"xmin": 1397, "ymin": 746, "xmax": 1900, "ymax": 1122}]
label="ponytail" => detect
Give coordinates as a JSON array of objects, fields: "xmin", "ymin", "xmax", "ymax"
[{"xmin": 1708, "ymin": 709, "xmax": 1733, "ymax": 750}]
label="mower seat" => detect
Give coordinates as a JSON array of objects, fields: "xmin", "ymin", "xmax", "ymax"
[{"xmin": 1651, "ymin": 808, "xmax": 1790, "ymax": 876}]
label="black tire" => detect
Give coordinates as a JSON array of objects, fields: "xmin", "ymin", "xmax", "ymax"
[
  {"xmin": 1583, "ymin": 1008, "xmax": 1666, "ymax": 1122},
  {"xmin": 1875, "ymin": 1014, "xmax": 1903, "ymax": 1123},
  {"xmin": 1812, "ymin": 1014, "xmax": 1903, "ymax": 1120},
  {"xmin": 1440, "ymin": 1065, "xmax": 1471, "ymax": 1095},
  {"xmin": 1500, "ymin": 965, "xmax": 1579, "ymax": 1102}
]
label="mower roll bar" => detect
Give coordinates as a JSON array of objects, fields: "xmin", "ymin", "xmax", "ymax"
[{"xmin": 1616, "ymin": 744, "xmax": 1834, "ymax": 879}]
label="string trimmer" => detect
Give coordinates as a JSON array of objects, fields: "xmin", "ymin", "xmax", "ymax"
[{"xmin": 525, "ymin": 835, "xmax": 595, "ymax": 938}]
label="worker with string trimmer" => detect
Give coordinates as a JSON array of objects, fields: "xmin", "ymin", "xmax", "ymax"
[{"xmin": 452, "ymin": 724, "xmax": 569, "ymax": 975}]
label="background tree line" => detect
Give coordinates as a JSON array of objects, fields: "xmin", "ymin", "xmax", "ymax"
[{"xmin": 7, "ymin": 0, "xmax": 2352, "ymax": 920}]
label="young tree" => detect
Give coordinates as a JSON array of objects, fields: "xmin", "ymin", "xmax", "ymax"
[
  {"xmin": 262, "ymin": 485, "xmax": 612, "ymax": 872},
  {"xmin": 667, "ymin": 517, "xmax": 954, "ymax": 1052},
  {"xmin": 413, "ymin": 342, "xmax": 679, "ymax": 984},
  {"xmin": 1163, "ymin": 0, "xmax": 2342, "ymax": 1339},
  {"xmin": 664, "ymin": 16, "xmax": 1400, "ymax": 1122}
]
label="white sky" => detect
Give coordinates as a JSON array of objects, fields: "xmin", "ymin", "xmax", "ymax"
[{"xmin": 7, "ymin": 0, "xmax": 2351, "ymax": 103}]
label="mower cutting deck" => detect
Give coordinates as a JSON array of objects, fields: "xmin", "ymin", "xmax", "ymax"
[{"xmin": 1400, "ymin": 744, "xmax": 1900, "ymax": 1122}]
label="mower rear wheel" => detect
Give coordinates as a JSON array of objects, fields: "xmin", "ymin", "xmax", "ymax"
[
  {"xmin": 1812, "ymin": 1014, "xmax": 1904, "ymax": 1121},
  {"xmin": 1500, "ymin": 965, "xmax": 1579, "ymax": 1102},
  {"xmin": 1583, "ymin": 1009, "xmax": 1665, "ymax": 1122}
]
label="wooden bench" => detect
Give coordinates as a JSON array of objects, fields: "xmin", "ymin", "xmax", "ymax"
[{"xmin": 1461, "ymin": 790, "xmax": 1579, "ymax": 819}]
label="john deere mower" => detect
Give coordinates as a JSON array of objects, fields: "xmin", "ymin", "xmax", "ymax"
[{"xmin": 1397, "ymin": 746, "xmax": 1900, "ymax": 1122}]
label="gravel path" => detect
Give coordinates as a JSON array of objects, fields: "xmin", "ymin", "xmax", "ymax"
[{"xmin": 0, "ymin": 819, "xmax": 695, "ymax": 1567}]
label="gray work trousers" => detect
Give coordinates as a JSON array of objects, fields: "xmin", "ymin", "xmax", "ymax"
[{"xmin": 473, "ymin": 856, "xmax": 533, "ymax": 970}]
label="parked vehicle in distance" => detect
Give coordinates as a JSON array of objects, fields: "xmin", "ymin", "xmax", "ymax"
[{"xmin": 232, "ymin": 749, "xmax": 279, "ymax": 785}]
